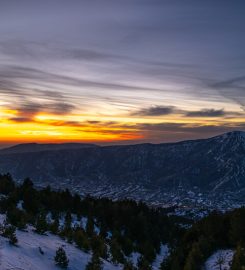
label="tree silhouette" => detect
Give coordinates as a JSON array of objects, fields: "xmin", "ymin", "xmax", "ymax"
[{"xmin": 54, "ymin": 247, "xmax": 69, "ymax": 269}]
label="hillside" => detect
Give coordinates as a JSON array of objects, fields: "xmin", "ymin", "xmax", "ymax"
[
  {"xmin": 0, "ymin": 219, "xmax": 119, "ymax": 270},
  {"xmin": 0, "ymin": 132, "xmax": 245, "ymax": 195},
  {"xmin": 0, "ymin": 175, "xmax": 177, "ymax": 270},
  {"xmin": 1, "ymin": 176, "xmax": 245, "ymax": 270}
]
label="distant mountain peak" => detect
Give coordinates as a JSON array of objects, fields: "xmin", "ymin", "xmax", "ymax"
[
  {"xmin": 224, "ymin": 130, "xmax": 245, "ymax": 137},
  {"xmin": 213, "ymin": 130, "xmax": 245, "ymax": 142},
  {"xmin": 0, "ymin": 142, "xmax": 98, "ymax": 154}
]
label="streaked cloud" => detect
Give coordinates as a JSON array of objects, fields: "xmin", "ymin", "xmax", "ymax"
[
  {"xmin": 131, "ymin": 106, "xmax": 177, "ymax": 116},
  {"xmin": 185, "ymin": 109, "xmax": 226, "ymax": 118},
  {"xmin": 0, "ymin": 1, "xmax": 245, "ymax": 144}
]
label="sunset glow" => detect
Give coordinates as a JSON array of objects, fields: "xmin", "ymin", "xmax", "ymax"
[{"xmin": 0, "ymin": 1, "xmax": 245, "ymax": 146}]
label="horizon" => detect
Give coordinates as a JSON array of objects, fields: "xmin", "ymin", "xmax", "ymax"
[
  {"xmin": 1, "ymin": 1, "xmax": 245, "ymax": 146},
  {"xmin": 1, "ymin": 129, "xmax": 244, "ymax": 150}
]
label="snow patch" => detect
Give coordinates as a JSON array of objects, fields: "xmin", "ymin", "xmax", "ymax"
[
  {"xmin": 0, "ymin": 219, "xmax": 121, "ymax": 270},
  {"xmin": 204, "ymin": 249, "xmax": 234, "ymax": 270}
]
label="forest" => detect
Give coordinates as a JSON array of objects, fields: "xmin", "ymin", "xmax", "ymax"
[{"xmin": 0, "ymin": 173, "xmax": 245, "ymax": 269}]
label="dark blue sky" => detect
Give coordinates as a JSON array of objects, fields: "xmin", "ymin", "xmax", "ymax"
[{"xmin": 0, "ymin": 1, "xmax": 245, "ymax": 144}]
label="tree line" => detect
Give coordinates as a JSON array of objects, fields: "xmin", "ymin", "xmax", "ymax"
[{"xmin": 1, "ymin": 173, "xmax": 245, "ymax": 269}]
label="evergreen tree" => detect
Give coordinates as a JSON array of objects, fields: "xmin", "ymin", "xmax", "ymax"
[
  {"xmin": 6, "ymin": 207, "xmax": 27, "ymax": 230},
  {"xmin": 85, "ymin": 253, "xmax": 103, "ymax": 270},
  {"xmin": 64, "ymin": 212, "xmax": 72, "ymax": 230},
  {"xmin": 230, "ymin": 210, "xmax": 245, "ymax": 246},
  {"xmin": 74, "ymin": 229, "xmax": 90, "ymax": 252},
  {"xmin": 110, "ymin": 238, "xmax": 125, "ymax": 264},
  {"xmin": 183, "ymin": 242, "xmax": 203, "ymax": 270},
  {"xmin": 50, "ymin": 216, "xmax": 60, "ymax": 234},
  {"xmin": 2, "ymin": 224, "xmax": 18, "ymax": 245},
  {"xmin": 160, "ymin": 258, "xmax": 171, "ymax": 270},
  {"xmin": 36, "ymin": 213, "xmax": 48, "ymax": 234},
  {"xmin": 86, "ymin": 216, "xmax": 94, "ymax": 236},
  {"xmin": 121, "ymin": 237, "xmax": 133, "ymax": 257},
  {"xmin": 9, "ymin": 232, "xmax": 18, "ymax": 245},
  {"xmin": 138, "ymin": 241, "xmax": 156, "ymax": 263},
  {"xmin": 137, "ymin": 256, "xmax": 152, "ymax": 270},
  {"xmin": 231, "ymin": 245, "xmax": 245, "ymax": 270},
  {"xmin": 0, "ymin": 173, "xmax": 15, "ymax": 195},
  {"xmin": 91, "ymin": 235, "xmax": 108, "ymax": 259},
  {"xmin": 54, "ymin": 247, "xmax": 69, "ymax": 269}
]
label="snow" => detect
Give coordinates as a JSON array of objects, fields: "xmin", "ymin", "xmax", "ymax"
[
  {"xmin": 152, "ymin": 245, "xmax": 169, "ymax": 270},
  {"xmin": 204, "ymin": 249, "xmax": 234, "ymax": 270},
  {"xmin": 0, "ymin": 214, "xmax": 6, "ymax": 224},
  {"xmin": 0, "ymin": 214, "xmax": 169, "ymax": 270},
  {"xmin": 0, "ymin": 215, "xmax": 121, "ymax": 270},
  {"xmin": 17, "ymin": 200, "xmax": 24, "ymax": 211},
  {"xmin": 130, "ymin": 251, "xmax": 140, "ymax": 266},
  {"xmin": 130, "ymin": 245, "xmax": 169, "ymax": 269}
]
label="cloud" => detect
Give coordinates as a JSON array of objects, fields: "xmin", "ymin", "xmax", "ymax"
[
  {"xmin": 8, "ymin": 117, "xmax": 33, "ymax": 123},
  {"xmin": 130, "ymin": 105, "xmax": 239, "ymax": 118},
  {"xmin": 211, "ymin": 76, "xmax": 245, "ymax": 110},
  {"xmin": 131, "ymin": 105, "xmax": 177, "ymax": 116},
  {"xmin": 0, "ymin": 65, "xmax": 164, "ymax": 93},
  {"xmin": 3, "ymin": 89, "xmax": 76, "ymax": 123},
  {"xmin": 134, "ymin": 122, "xmax": 245, "ymax": 142},
  {"xmin": 185, "ymin": 109, "xmax": 226, "ymax": 117}
]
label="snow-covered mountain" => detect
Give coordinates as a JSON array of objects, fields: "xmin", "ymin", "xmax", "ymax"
[{"xmin": 0, "ymin": 131, "xmax": 245, "ymax": 199}]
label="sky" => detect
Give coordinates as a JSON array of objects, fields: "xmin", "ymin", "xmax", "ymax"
[{"xmin": 0, "ymin": 0, "xmax": 245, "ymax": 146}]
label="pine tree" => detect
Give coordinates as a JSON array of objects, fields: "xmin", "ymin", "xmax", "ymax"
[
  {"xmin": 121, "ymin": 237, "xmax": 133, "ymax": 257},
  {"xmin": 138, "ymin": 241, "xmax": 156, "ymax": 263},
  {"xmin": 230, "ymin": 210, "xmax": 245, "ymax": 246},
  {"xmin": 160, "ymin": 258, "xmax": 171, "ymax": 270},
  {"xmin": 9, "ymin": 232, "xmax": 18, "ymax": 245},
  {"xmin": 6, "ymin": 207, "xmax": 27, "ymax": 230},
  {"xmin": 2, "ymin": 224, "xmax": 18, "ymax": 245},
  {"xmin": 137, "ymin": 256, "xmax": 152, "ymax": 270},
  {"xmin": 8, "ymin": 227, "xmax": 18, "ymax": 245},
  {"xmin": 231, "ymin": 245, "xmax": 245, "ymax": 270},
  {"xmin": 36, "ymin": 213, "xmax": 48, "ymax": 234},
  {"xmin": 0, "ymin": 173, "xmax": 15, "ymax": 195},
  {"xmin": 110, "ymin": 238, "xmax": 125, "ymax": 264},
  {"xmin": 54, "ymin": 247, "xmax": 69, "ymax": 269},
  {"xmin": 74, "ymin": 229, "xmax": 90, "ymax": 252},
  {"xmin": 64, "ymin": 212, "xmax": 72, "ymax": 230},
  {"xmin": 85, "ymin": 253, "xmax": 103, "ymax": 270},
  {"xmin": 50, "ymin": 216, "xmax": 60, "ymax": 234},
  {"xmin": 86, "ymin": 216, "xmax": 94, "ymax": 236},
  {"xmin": 91, "ymin": 235, "xmax": 108, "ymax": 259},
  {"xmin": 183, "ymin": 242, "xmax": 203, "ymax": 270}
]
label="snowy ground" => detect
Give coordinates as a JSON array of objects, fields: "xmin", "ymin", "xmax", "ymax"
[
  {"xmin": 152, "ymin": 245, "xmax": 169, "ymax": 270},
  {"xmin": 0, "ymin": 214, "xmax": 168, "ymax": 270},
  {"xmin": 204, "ymin": 249, "xmax": 234, "ymax": 270},
  {"xmin": 0, "ymin": 212, "xmax": 120, "ymax": 270},
  {"xmin": 0, "ymin": 227, "xmax": 121, "ymax": 270},
  {"xmin": 129, "ymin": 244, "xmax": 168, "ymax": 269}
]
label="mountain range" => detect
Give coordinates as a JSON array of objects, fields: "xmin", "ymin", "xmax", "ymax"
[{"xmin": 0, "ymin": 131, "xmax": 245, "ymax": 201}]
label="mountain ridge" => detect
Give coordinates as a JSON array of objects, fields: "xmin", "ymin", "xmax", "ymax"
[
  {"xmin": 2, "ymin": 130, "xmax": 245, "ymax": 152},
  {"xmin": 0, "ymin": 142, "xmax": 98, "ymax": 154},
  {"xmin": 0, "ymin": 130, "xmax": 245, "ymax": 198}
]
